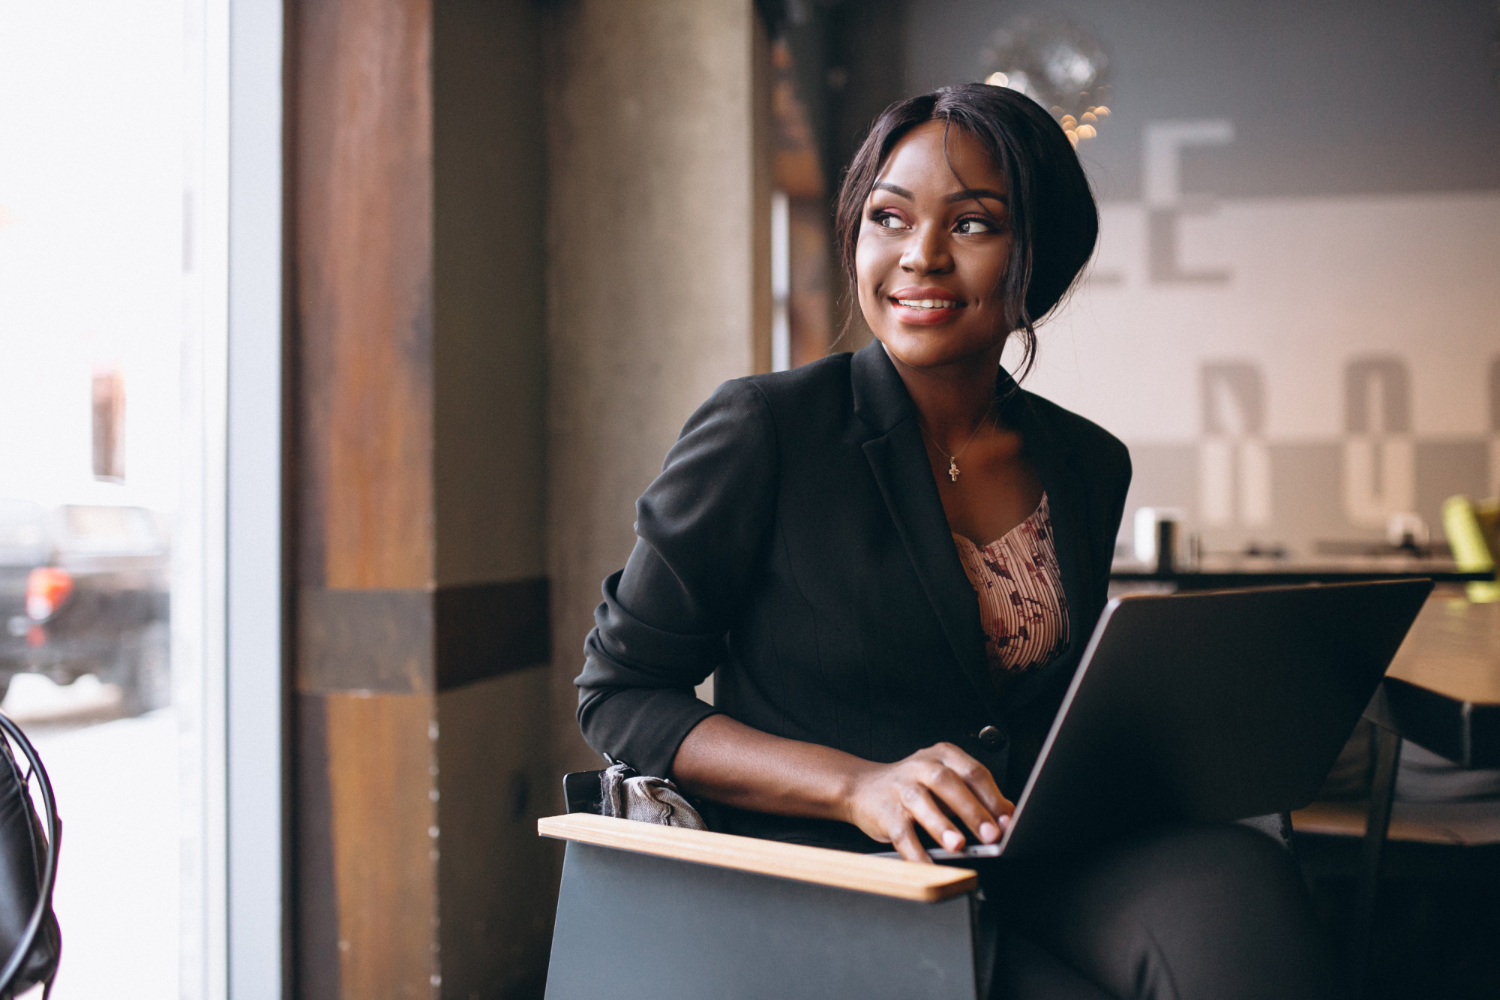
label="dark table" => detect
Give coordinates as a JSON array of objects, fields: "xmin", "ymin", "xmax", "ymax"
[
  {"xmin": 1348, "ymin": 590, "xmax": 1500, "ymax": 994},
  {"xmin": 1368, "ymin": 593, "xmax": 1500, "ymax": 767},
  {"xmin": 1110, "ymin": 556, "xmax": 1491, "ymax": 591}
]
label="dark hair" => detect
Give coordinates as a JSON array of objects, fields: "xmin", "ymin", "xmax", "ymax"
[{"xmin": 834, "ymin": 84, "xmax": 1099, "ymax": 380}]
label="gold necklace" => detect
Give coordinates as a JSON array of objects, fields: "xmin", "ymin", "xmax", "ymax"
[{"xmin": 917, "ymin": 402, "xmax": 995, "ymax": 483}]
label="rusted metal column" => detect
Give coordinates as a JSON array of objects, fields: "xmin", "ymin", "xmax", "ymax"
[{"xmin": 291, "ymin": 1, "xmax": 553, "ymax": 996}]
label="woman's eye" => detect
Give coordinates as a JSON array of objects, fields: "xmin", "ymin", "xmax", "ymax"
[
  {"xmin": 955, "ymin": 217, "xmax": 999, "ymax": 235},
  {"xmin": 873, "ymin": 211, "xmax": 909, "ymax": 231}
]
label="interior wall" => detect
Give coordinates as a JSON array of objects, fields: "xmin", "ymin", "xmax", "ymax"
[
  {"xmin": 433, "ymin": 0, "xmax": 547, "ymax": 589},
  {"xmin": 544, "ymin": 0, "xmax": 774, "ymax": 778},
  {"xmin": 432, "ymin": 1, "xmax": 555, "ymax": 997},
  {"xmin": 905, "ymin": 0, "xmax": 1500, "ymax": 555}
]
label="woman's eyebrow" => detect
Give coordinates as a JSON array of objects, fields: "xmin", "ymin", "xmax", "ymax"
[
  {"xmin": 945, "ymin": 188, "xmax": 1007, "ymax": 205},
  {"xmin": 873, "ymin": 181, "xmax": 914, "ymax": 199}
]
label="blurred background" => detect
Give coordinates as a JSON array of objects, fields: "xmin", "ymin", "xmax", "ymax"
[{"xmin": 0, "ymin": 0, "xmax": 1494, "ymax": 998}]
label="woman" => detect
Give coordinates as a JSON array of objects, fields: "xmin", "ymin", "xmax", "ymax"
[{"xmin": 577, "ymin": 85, "xmax": 1341, "ymax": 999}]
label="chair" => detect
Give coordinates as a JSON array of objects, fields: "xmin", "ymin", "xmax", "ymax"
[
  {"xmin": 1293, "ymin": 719, "xmax": 1500, "ymax": 999},
  {"xmin": 0, "ymin": 712, "xmax": 60, "ymax": 998},
  {"xmin": 539, "ymin": 772, "xmax": 1291, "ymax": 999},
  {"xmin": 539, "ymin": 810, "xmax": 984, "ymax": 999}
]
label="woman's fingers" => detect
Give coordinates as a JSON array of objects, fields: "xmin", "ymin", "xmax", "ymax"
[
  {"xmin": 921, "ymin": 766, "xmax": 1002, "ymax": 845},
  {"xmin": 902, "ymin": 784, "xmax": 970, "ymax": 852},
  {"xmin": 933, "ymin": 743, "xmax": 1014, "ymax": 819},
  {"xmin": 886, "ymin": 817, "xmax": 932, "ymax": 864}
]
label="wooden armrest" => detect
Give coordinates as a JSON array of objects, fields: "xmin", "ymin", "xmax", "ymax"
[{"xmin": 537, "ymin": 813, "xmax": 977, "ymax": 903}]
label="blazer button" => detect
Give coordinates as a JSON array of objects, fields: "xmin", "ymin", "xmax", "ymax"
[{"xmin": 977, "ymin": 725, "xmax": 1003, "ymax": 749}]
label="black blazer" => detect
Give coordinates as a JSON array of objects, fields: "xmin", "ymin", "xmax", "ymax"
[{"xmin": 577, "ymin": 340, "xmax": 1132, "ymax": 849}]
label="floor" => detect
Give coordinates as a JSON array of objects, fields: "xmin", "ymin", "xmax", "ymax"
[{"xmin": 1296, "ymin": 832, "xmax": 1500, "ymax": 1000}]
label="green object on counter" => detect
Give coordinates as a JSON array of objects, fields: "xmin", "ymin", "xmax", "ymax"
[{"xmin": 1442, "ymin": 495, "xmax": 1500, "ymax": 603}]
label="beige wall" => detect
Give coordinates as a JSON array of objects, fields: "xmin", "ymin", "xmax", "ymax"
[
  {"xmin": 545, "ymin": 0, "xmax": 773, "ymax": 776},
  {"xmin": 911, "ymin": 0, "xmax": 1500, "ymax": 556}
]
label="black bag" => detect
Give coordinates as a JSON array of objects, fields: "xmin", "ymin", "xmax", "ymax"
[{"xmin": 0, "ymin": 712, "xmax": 60, "ymax": 998}]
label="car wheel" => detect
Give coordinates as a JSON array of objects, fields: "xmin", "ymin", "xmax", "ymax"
[{"xmin": 121, "ymin": 621, "xmax": 171, "ymax": 715}]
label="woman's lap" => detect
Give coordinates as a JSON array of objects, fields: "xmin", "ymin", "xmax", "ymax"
[{"xmin": 984, "ymin": 823, "xmax": 1345, "ymax": 1000}]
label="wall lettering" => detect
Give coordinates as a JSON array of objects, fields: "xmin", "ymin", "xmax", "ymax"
[
  {"xmin": 1342, "ymin": 356, "xmax": 1415, "ymax": 527},
  {"xmin": 1143, "ymin": 120, "xmax": 1234, "ymax": 284},
  {"xmin": 1199, "ymin": 361, "xmax": 1270, "ymax": 526}
]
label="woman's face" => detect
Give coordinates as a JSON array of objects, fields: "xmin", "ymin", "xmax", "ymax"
[{"xmin": 855, "ymin": 120, "xmax": 1014, "ymax": 372}]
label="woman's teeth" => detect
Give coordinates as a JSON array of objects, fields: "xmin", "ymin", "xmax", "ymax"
[{"xmin": 894, "ymin": 299, "xmax": 956, "ymax": 309}]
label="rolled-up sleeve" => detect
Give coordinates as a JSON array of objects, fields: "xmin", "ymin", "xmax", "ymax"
[{"xmin": 576, "ymin": 379, "xmax": 778, "ymax": 779}]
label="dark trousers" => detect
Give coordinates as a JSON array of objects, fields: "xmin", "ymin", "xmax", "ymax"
[{"xmin": 978, "ymin": 823, "xmax": 1345, "ymax": 1000}]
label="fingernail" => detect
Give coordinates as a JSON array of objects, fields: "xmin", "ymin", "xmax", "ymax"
[
  {"xmin": 997, "ymin": 814, "xmax": 1011, "ymax": 828},
  {"xmin": 942, "ymin": 830, "xmax": 963, "ymax": 851},
  {"xmin": 979, "ymin": 822, "xmax": 999, "ymax": 843}
]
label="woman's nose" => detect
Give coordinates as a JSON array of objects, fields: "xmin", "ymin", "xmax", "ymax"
[{"xmin": 900, "ymin": 223, "xmax": 952, "ymax": 274}]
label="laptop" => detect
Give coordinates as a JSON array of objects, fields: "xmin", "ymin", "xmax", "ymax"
[{"xmin": 919, "ymin": 579, "xmax": 1432, "ymax": 860}]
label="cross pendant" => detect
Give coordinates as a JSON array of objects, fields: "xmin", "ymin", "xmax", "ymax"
[{"xmin": 948, "ymin": 457, "xmax": 960, "ymax": 482}]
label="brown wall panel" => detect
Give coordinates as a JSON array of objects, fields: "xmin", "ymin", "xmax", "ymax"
[
  {"xmin": 436, "ymin": 668, "xmax": 559, "ymax": 1000},
  {"xmin": 432, "ymin": 0, "xmax": 549, "ymax": 590},
  {"xmin": 296, "ymin": 695, "xmax": 342, "ymax": 1000},
  {"xmin": 325, "ymin": 691, "xmax": 438, "ymax": 1000},
  {"xmin": 299, "ymin": 588, "xmax": 434, "ymax": 694},
  {"xmin": 296, "ymin": 0, "xmax": 436, "ymax": 591},
  {"xmin": 297, "ymin": 580, "xmax": 550, "ymax": 695},
  {"xmin": 434, "ymin": 578, "xmax": 550, "ymax": 691}
]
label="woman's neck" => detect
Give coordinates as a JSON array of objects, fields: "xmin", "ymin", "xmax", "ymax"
[{"xmin": 881, "ymin": 342, "xmax": 1007, "ymax": 449}]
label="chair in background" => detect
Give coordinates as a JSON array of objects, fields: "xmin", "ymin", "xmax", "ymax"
[
  {"xmin": 1294, "ymin": 714, "xmax": 1500, "ymax": 999},
  {"xmin": 0, "ymin": 712, "xmax": 60, "ymax": 999}
]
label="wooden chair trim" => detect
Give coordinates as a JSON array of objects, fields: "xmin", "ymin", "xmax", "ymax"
[
  {"xmin": 537, "ymin": 813, "xmax": 978, "ymax": 902},
  {"xmin": 1293, "ymin": 799, "xmax": 1500, "ymax": 847}
]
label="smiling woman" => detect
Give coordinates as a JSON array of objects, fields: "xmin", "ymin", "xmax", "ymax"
[
  {"xmin": 574, "ymin": 84, "xmax": 1342, "ymax": 999},
  {"xmin": 837, "ymin": 86, "xmax": 1098, "ymax": 384}
]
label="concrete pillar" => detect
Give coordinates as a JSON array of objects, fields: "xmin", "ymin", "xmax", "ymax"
[
  {"xmin": 292, "ymin": 1, "xmax": 553, "ymax": 996},
  {"xmin": 545, "ymin": 0, "xmax": 774, "ymax": 776}
]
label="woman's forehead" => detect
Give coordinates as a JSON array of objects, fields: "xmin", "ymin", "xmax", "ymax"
[{"xmin": 874, "ymin": 121, "xmax": 1007, "ymax": 196}]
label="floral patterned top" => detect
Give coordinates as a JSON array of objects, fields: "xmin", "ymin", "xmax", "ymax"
[{"xmin": 951, "ymin": 493, "xmax": 1070, "ymax": 688}]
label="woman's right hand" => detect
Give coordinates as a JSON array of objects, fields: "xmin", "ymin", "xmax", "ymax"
[{"xmin": 844, "ymin": 743, "xmax": 1014, "ymax": 863}]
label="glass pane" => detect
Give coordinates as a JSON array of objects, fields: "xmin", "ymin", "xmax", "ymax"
[{"xmin": 0, "ymin": 1, "xmax": 218, "ymax": 996}]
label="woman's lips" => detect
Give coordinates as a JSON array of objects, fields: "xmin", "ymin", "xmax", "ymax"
[{"xmin": 888, "ymin": 287, "xmax": 963, "ymax": 324}]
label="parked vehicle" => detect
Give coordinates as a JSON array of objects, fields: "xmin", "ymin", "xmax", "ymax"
[
  {"xmin": 1, "ymin": 502, "xmax": 170, "ymax": 714},
  {"xmin": 0, "ymin": 501, "xmax": 49, "ymax": 691}
]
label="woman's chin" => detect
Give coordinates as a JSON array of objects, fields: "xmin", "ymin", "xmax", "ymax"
[{"xmin": 877, "ymin": 330, "xmax": 1000, "ymax": 372}]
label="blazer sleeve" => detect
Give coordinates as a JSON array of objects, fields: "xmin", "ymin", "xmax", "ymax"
[{"xmin": 575, "ymin": 378, "xmax": 779, "ymax": 779}]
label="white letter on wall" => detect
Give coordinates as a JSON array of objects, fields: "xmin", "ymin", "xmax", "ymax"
[
  {"xmin": 1144, "ymin": 120, "xmax": 1234, "ymax": 285},
  {"xmin": 1200, "ymin": 362, "xmax": 1271, "ymax": 527},
  {"xmin": 1342, "ymin": 356, "xmax": 1416, "ymax": 528}
]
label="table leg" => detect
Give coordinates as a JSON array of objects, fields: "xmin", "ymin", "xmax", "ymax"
[{"xmin": 1350, "ymin": 723, "xmax": 1401, "ymax": 998}]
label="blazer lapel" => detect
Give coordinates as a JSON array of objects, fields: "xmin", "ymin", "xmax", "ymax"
[
  {"xmin": 1000, "ymin": 382, "xmax": 1096, "ymax": 712},
  {"xmin": 852, "ymin": 344, "xmax": 1003, "ymax": 718}
]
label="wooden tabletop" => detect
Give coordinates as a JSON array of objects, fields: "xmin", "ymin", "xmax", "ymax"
[
  {"xmin": 1385, "ymin": 588, "xmax": 1500, "ymax": 706},
  {"xmin": 1364, "ymin": 585, "xmax": 1500, "ymax": 767}
]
